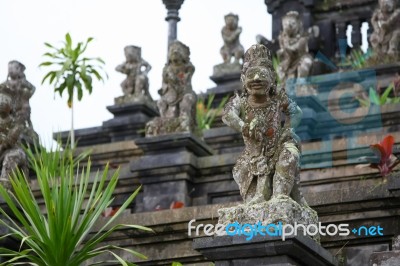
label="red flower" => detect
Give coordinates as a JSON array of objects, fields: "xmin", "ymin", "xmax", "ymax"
[
  {"xmin": 368, "ymin": 135, "xmax": 399, "ymax": 177},
  {"xmin": 170, "ymin": 201, "xmax": 184, "ymax": 209}
]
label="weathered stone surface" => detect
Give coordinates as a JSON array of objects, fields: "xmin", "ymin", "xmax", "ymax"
[
  {"xmin": 193, "ymin": 235, "xmax": 337, "ymax": 266},
  {"xmin": 218, "ymin": 195, "xmax": 319, "ymax": 241}
]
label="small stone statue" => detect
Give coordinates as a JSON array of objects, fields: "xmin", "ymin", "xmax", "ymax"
[
  {"xmin": 370, "ymin": 0, "xmax": 400, "ymax": 58},
  {"xmin": 277, "ymin": 11, "xmax": 316, "ymax": 95},
  {"xmin": 0, "ymin": 84, "xmax": 28, "ymax": 191},
  {"xmin": 218, "ymin": 44, "xmax": 318, "ymax": 240},
  {"xmin": 213, "ymin": 13, "xmax": 245, "ymax": 77},
  {"xmin": 114, "ymin": 45, "xmax": 154, "ymax": 105},
  {"xmin": 3, "ymin": 61, "xmax": 38, "ymax": 144},
  {"xmin": 145, "ymin": 41, "xmax": 197, "ymax": 136}
]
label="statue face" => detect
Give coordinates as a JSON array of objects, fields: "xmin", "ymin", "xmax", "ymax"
[
  {"xmin": 380, "ymin": 0, "xmax": 395, "ymax": 12},
  {"xmin": 244, "ymin": 66, "xmax": 271, "ymax": 96},
  {"xmin": 225, "ymin": 16, "xmax": 238, "ymax": 30},
  {"xmin": 282, "ymin": 16, "xmax": 300, "ymax": 37},
  {"xmin": 8, "ymin": 62, "xmax": 23, "ymax": 80},
  {"xmin": 169, "ymin": 49, "xmax": 186, "ymax": 66},
  {"xmin": 124, "ymin": 47, "xmax": 141, "ymax": 63}
]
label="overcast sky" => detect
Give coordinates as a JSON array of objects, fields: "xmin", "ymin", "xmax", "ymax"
[{"xmin": 0, "ymin": 0, "xmax": 271, "ymax": 145}]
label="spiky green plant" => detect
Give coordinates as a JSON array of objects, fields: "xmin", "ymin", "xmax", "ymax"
[
  {"xmin": 196, "ymin": 94, "xmax": 229, "ymax": 130},
  {"xmin": 0, "ymin": 142, "xmax": 151, "ymax": 265},
  {"xmin": 357, "ymin": 83, "xmax": 400, "ymax": 107}
]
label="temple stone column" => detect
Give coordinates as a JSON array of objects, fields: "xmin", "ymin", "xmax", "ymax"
[{"xmin": 162, "ymin": 0, "xmax": 185, "ymax": 49}]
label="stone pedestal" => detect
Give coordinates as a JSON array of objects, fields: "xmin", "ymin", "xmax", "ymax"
[
  {"xmin": 193, "ymin": 235, "xmax": 338, "ymax": 266},
  {"xmin": 103, "ymin": 102, "xmax": 158, "ymax": 142},
  {"xmin": 207, "ymin": 72, "xmax": 241, "ymax": 108},
  {"xmin": 131, "ymin": 133, "xmax": 214, "ymax": 211},
  {"xmin": 369, "ymin": 235, "xmax": 400, "ymax": 266}
]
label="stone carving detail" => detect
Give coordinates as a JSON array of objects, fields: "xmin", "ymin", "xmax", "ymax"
[
  {"xmin": 277, "ymin": 11, "xmax": 316, "ymax": 95},
  {"xmin": 213, "ymin": 13, "xmax": 245, "ymax": 77},
  {"xmin": 145, "ymin": 41, "xmax": 197, "ymax": 136},
  {"xmin": 370, "ymin": 0, "xmax": 400, "ymax": 58},
  {"xmin": 0, "ymin": 61, "xmax": 32, "ymax": 190},
  {"xmin": 115, "ymin": 45, "xmax": 154, "ymax": 105},
  {"xmin": 219, "ymin": 44, "xmax": 318, "ymax": 240}
]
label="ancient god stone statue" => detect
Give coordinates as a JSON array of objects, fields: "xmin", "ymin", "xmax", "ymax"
[
  {"xmin": 213, "ymin": 13, "xmax": 245, "ymax": 77},
  {"xmin": 370, "ymin": 0, "xmax": 400, "ymax": 59},
  {"xmin": 2, "ymin": 60, "xmax": 38, "ymax": 144},
  {"xmin": 114, "ymin": 45, "xmax": 154, "ymax": 105},
  {"xmin": 218, "ymin": 44, "xmax": 318, "ymax": 240},
  {"xmin": 145, "ymin": 41, "xmax": 197, "ymax": 136},
  {"xmin": 277, "ymin": 11, "xmax": 316, "ymax": 95},
  {"xmin": 0, "ymin": 61, "xmax": 33, "ymax": 189}
]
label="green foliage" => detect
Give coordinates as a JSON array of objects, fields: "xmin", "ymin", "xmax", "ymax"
[
  {"xmin": 196, "ymin": 94, "xmax": 229, "ymax": 130},
  {"xmin": 357, "ymin": 83, "xmax": 400, "ymax": 107},
  {"xmin": 272, "ymin": 55, "xmax": 281, "ymax": 85},
  {"xmin": 0, "ymin": 141, "xmax": 151, "ymax": 265},
  {"xmin": 40, "ymin": 33, "xmax": 107, "ymax": 107},
  {"xmin": 171, "ymin": 262, "xmax": 183, "ymax": 266},
  {"xmin": 345, "ymin": 48, "xmax": 372, "ymax": 70}
]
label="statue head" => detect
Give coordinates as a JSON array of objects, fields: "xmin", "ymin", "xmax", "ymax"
[
  {"xmin": 282, "ymin": 11, "xmax": 303, "ymax": 37},
  {"xmin": 168, "ymin": 41, "xmax": 190, "ymax": 67},
  {"xmin": 379, "ymin": 0, "xmax": 397, "ymax": 13},
  {"xmin": 224, "ymin": 13, "xmax": 239, "ymax": 30},
  {"xmin": 241, "ymin": 44, "xmax": 276, "ymax": 96},
  {"xmin": 8, "ymin": 60, "xmax": 26, "ymax": 80},
  {"xmin": 124, "ymin": 45, "xmax": 141, "ymax": 63}
]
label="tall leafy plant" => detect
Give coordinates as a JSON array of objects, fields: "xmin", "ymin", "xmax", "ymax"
[
  {"xmin": 0, "ymin": 142, "xmax": 151, "ymax": 265},
  {"xmin": 40, "ymin": 33, "xmax": 107, "ymax": 147}
]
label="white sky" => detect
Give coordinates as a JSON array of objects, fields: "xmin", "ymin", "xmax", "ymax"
[{"xmin": 0, "ymin": 0, "xmax": 271, "ymax": 145}]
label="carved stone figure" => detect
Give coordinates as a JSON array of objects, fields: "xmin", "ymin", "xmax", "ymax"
[
  {"xmin": 213, "ymin": 13, "xmax": 245, "ymax": 77},
  {"xmin": 114, "ymin": 45, "xmax": 154, "ymax": 105},
  {"xmin": 3, "ymin": 61, "xmax": 38, "ymax": 144},
  {"xmin": 277, "ymin": 11, "xmax": 315, "ymax": 95},
  {"xmin": 0, "ymin": 84, "xmax": 28, "ymax": 191},
  {"xmin": 145, "ymin": 41, "xmax": 197, "ymax": 136},
  {"xmin": 370, "ymin": 0, "xmax": 400, "ymax": 58},
  {"xmin": 218, "ymin": 44, "xmax": 318, "ymax": 239}
]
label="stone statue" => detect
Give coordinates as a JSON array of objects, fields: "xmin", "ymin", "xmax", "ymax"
[
  {"xmin": 213, "ymin": 13, "xmax": 245, "ymax": 77},
  {"xmin": 145, "ymin": 41, "xmax": 197, "ymax": 136},
  {"xmin": 370, "ymin": 0, "xmax": 400, "ymax": 58},
  {"xmin": 114, "ymin": 45, "xmax": 154, "ymax": 105},
  {"xmin": 277, "ymin": 11, "xmax": 316, "ymax": 95},
  {"xmin": 0, "ymin": 84, "xmax": 28, "ymax": 191},
  {"xmin": 218, "ymin": 44, "xmax": 318, "ymax": 240},
  {"xmin": 3, "ymin": 61, "xmax": 38, "ymax": 144}
]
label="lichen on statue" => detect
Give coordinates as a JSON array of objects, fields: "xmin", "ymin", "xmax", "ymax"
[
  {"xmin": 370, "ymin": 0, "xmax": 400, "ymax": 60},
  {"xmin": 0, "ymin": 84, "xmax": 28, "ymax": 191},
  {"xmin": 114, "ymin": 45, "xmax": 154, "ymax": 105},
  {"xmin": 219, "ymin": 44, "xmax": 319, "ymax": 240},
  {"xmin": 145, "ymin": 41, "xmax": 197, "ymax": 136}
]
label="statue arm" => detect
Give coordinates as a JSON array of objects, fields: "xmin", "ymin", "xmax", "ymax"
[
  {"xmin": 386, "ymin": 9, "xmax": 400, "ymax": 27},
  {"xmin": 23, "ymin": 79, "xmax": 36, "ymax": 95},
  {"xmin": 222, "ymin": 28, "xmax": 241, "ymax": 43},
  {"xmin": 371, "ymin": 11, "xmax": 379, "ymax": 30},
  {"xmin": 115, "ymin": 63, "xmax": 128, "ymax": 74},
  {"xmin": 141, "ymin": 59, "xmax": 152, "ymax": 75},
  {"xmin": 281, "ymin": 92, "xmax": 302, "ymax": 129},
  {"xmin": 285, "ymin": 36, "xmax": 307, "ymax": 54},
  {"xmin": 222, "ymin": 94, "xmax": 244, "ymax": 132}
]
